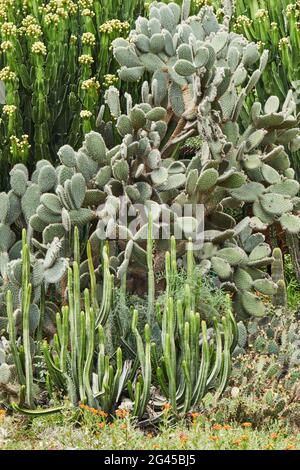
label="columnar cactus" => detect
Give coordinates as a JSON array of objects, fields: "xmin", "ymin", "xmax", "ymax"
[
  {"xmin": 0, "ymin": 0, "xmax": 145, "ymax": 188},
  {"xmin": 271, "ymin": 247, "xmax": 288, "ymax": 307}
]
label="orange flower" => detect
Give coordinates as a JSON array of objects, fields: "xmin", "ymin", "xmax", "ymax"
[
  {"xmin": 98, "ymin": 422, "xmax": 105, "ymax": 429},
  {"xmin": 223, "ymin": 425, "xmax": 231, "ymax": 431},
  {"xmin": 212, "ymin": 423, "xmax": 223, "ymax": 431},
  {"xmin": 242, "ymin": 422, "xmax": 252, "ymax": 428},
  {"xmin": 0, "ymin": 409, "xmax": 6, "ymax": 422},
  {"xmin": 241, "ymin": 434, "xmax": 249, "ymax": 442},
  {"xmin": 162, "ymin": 402, "xmax": 172, "ymax": 412},
  {"xmin": 232, "ymin": 439, "xmax": 241, "ymax": 446},
  {"xmin": 209, "ymin": 435, "xmax": 219, "ymax": 442},
  {"xmin": 98, "ymin": 410, "xmax": 108, "ymax": 418},
  {"xmin": 263, "ymin": 443, "xmax": 274, "ymax": 450},
  {"xmin": 153, "ymin": 444, "xmax": 160, "ymax": 449},
  {"xmin": 120, "ymin": 423, "xmax": 127, "ymax": 430},
  {"xmin": 285, "ymin": 443, "xmax": 295, "ymax": 450},
  {"xmin": 179, "ymin": 432, "xmax": 188, "ymax": 443},
  {"xmin": 271, "ymin": 432, "xmax": 278, "ymax": 440},
  {"xmin": 147, "ymin": 432, "xmax": 153, "ymax": 439},
  {"xmin": 116, "ymin": 408, "xmax": 129, "ymax": 419}
]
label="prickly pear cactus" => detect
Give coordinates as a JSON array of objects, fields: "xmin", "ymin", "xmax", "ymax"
[{"xmin": 113, "ymin": 1, "xmax": 300, "ymax": 232}]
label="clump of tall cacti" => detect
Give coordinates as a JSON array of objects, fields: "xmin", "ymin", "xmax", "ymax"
[
  {"xmin": 3, "ymin": 233, "xmax": 236, "ymax": 419},
  {"xmin": 0, "ymin": 0, "xmax": 145, "ymax": 188}
]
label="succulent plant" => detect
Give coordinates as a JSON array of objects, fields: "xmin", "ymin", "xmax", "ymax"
[
  {"xmin": 1, "ymin": 2, "xmax": 299, "ymax": 321},
  {"xmin": 7, "ymin": 235, "xmax": 237, "ymax": 419},
  {"xmin": 0, "ymin": 0, "xmax": 146, "ymax": 189},
  {"xmin": 110, "ymin": 0, "xmax": 300, "ymax": 317}
]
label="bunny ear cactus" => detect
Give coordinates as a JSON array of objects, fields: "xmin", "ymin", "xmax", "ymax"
[
  {"xmin": 113, "ymin": 0, "xmax": 300, "ymax": 228},
  {"xmin": 109, "ymin": 0, "xmax": 300, "ymax": 317}
]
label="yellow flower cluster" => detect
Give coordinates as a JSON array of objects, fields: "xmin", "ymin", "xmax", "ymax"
[
  {"xmin": 80, "ymin": 110, "xmax": 93, "ymax": 119},
  {"xmin": 286, "ymin": 3, "xmax": 298, "ymax": 17},
  {"xmin": 0, "ymin": 66, "xmax": 16, "ymax": 81},
  {"xmin": 31, "ymin": 41, "xmax": 47, "ymax": 55},
  {"xmin": 22, "ymin": 15, "xmax": 37, "ymax": 28},
  {"xmin": 79, "ymin": 54, "xmax": 94, "ymax": 65},
  {"xmin": 103, "ymin": 74, "xmax": 118, "ymax": 87},
  {"xmin": 82, "ymin": 32, "xmax": 96, "ymax": 46},
  {"xmin": 1, "ymin": 21, "xmax": 17, "ymax": 37},
  {"xmin": 279, "ymin": 37, "xmax": 290, "ymax": 49},
  {"xmin": 81, "ymin": 8, "xmax": 95, "ymax": 17},
  {"xmin": 194, "ymin": 0, "xmax": 213, "ymax": 7},
  {"xmin": 255, "ymin": 9, "xmax": 269, "ymax": 20},
  {"xmin": 25, "ymin": 23, "xmax": 43, "ymax": 38},
  {"xmin": 42, "ymin": 0, "xmax": 75, "ymax": 16},
  {"xmin": 235, "ymin": 15, "xmax": 253, "ymax": 28},
  {"xmin": 81, "ymin": 77, "xmax": 100, "ymax": 90},
  {"xmin": 99, "ymin": 19, "xmax": 130, "ymax": 35},
  {"xmin": 44, "ymin": 13, "xmax": 61, "ymax": 26},
  {"xmin": 10, "ymin": 134, "xmax": 30, "ymax": 153},
  {"xmin": 257, "ymin": 41, "xmax": 265, "ymax": 51},
  {"xmin": 3, "ymin": 104, "xmax": 17, "ymax": 116},
  {"xmin": 79, "ymin": 0, "xmax": 93, "ymax": 8},
  {"xmin": 1, "ymin": 40, "xmax": 12, "ymax": 51}
]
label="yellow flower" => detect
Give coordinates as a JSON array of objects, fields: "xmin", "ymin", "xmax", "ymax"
[
  {"xmin": 3, "ymin": 105, "xmax": 17, "ymax": 116},
  {"xmin": 99, "ymin": 19, "xmax": 130, "ymax": 35},
  {"xmin": 78, "ymin": 54, "xmax": 94, "ymax": 65},
  {"xmin": 1, "ymin": 22, "xmax": 17, "ymax": 37},
  {"xmin": 1, "ymin": 40, "xmax": 12, "ymax": 51},
  {"xmin": 82, "ymin": 32, "xmax": 96, "ymax": 47},
  {"xmin": 80, "ymin": 110, "xmax": 92, "ymax": 119},
  {"xmin": 0, "ymin": 66, "xmax": 16, "ymax": 81},
  {"xmin": 31, "ymin": 41, "xmax": 47, "ymax": 56},
  {"xmin": 26, "ymin": 24, "xmax": 42, "ymax": 38},
  {"xmin": 81, "ymin": 77, "xmax": 100, "ymax": 91},
  {"xmin": 103, "ymin": 74, "xmax": 118, "ymax": 87}
]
